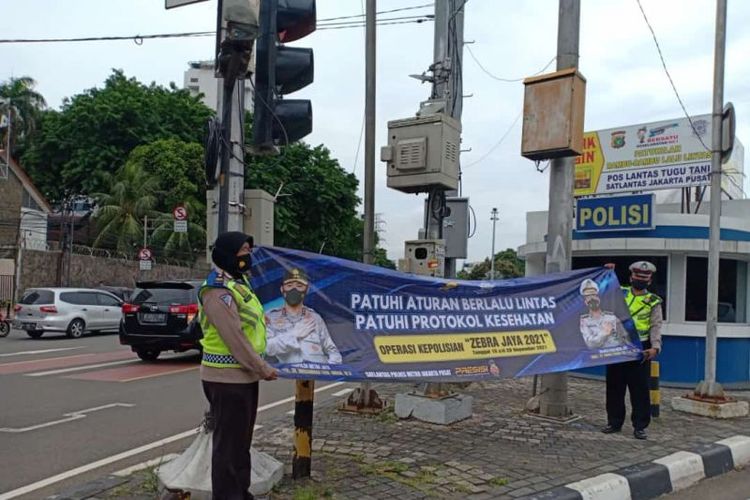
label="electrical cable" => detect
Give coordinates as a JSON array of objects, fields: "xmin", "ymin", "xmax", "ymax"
[
  {"xmin": 464, "ymin": 110, "xmax": 522, "ymax": 168},
  {"xmin": 319, "ymin": 15, "xmax": 432, "ymax": 27},
  {"xmin": 0, "ymin": 18, "xmax": 433, "ymax": 44},
  {"xmin": 319, "ymin": 3, "xmax": 434, "ymax": 22},
  {"xmin": 635, "ymin": 0, "xmax": 711, "ymax": 152},
  {"xmin": 204, "ymin": 117, "xmax": 221, "ymax": 186},
  {"xmin": 467, "ymin": 46, "xmax": 557, "ymax": 82},
  {"xmin": 468, "ymin": 203, "xmax": 477, "ymax": 238},
  {"xmin": 246, "ymin": 77, "xmax": 289, "ymax": 149}
]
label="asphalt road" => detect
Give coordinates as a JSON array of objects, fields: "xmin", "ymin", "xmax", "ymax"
[
  {"xmin": 665, "ymin": 468, "xmax": 750, "ymax": 499},
  {"xmin": 0, "ymin": 328, "xmax": 354, "ymax": 499}
]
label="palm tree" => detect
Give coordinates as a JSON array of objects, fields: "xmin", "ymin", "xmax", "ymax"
[
  {"xmin": 151, "ymin": 196, "xmax": 207, "ymax": 261},
  {"xmin": 92, "ymin": 162, "xmax": 163, "ymax": 255},
  {"xmin": 0, "ymin": 76, "xmax": 47, "ymax": 156}
]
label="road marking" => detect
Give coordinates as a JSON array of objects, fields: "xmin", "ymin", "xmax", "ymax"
[
  {"xmin": 0, "ymin": 428, "xmax": 200, "ymax": 500},
  {"xmin": 332, "ymin": 388, "xmax": 354, "ymax": 397},
  {"xmin": 286, "ymin": 410, "xmax": 295, "ymax": 415},
  {"xmin": 0, "ymin": 403, "xmax": 135, "ymax": 433},
  {"xmin": 65, "ymin": 362, "xmax": 199, "ymax": 383},
  {"xmin": 0, "ymin": 351, "xmax": 134, "ymax": 375},
  {"xmin": 0, "ymin": 347, "xmax": 84, "ymax": 358},
  {"xmin": 27, "ymin": 359, "xmax": 135, "ymax": 377},
  {"xmin": 0, "ymin": 381, "xmax": 345, "ymax": 499},
  {"xmin": 112, "ymin": 454, "xmax": 180, "ymax": 477}
]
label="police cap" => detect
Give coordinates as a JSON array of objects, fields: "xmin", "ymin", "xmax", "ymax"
[
  {"xmin": 283, "ymin": 267, "xmax": 309, "ymax": 285},
  {"xmin": 579, "ymin": 278, "xmax": 599, "ymax": 296},
  {"xmin": 629, "ymin": 261, "xmax": 657, "ymax": 279}
]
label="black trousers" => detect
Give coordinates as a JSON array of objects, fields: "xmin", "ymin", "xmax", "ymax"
[
  {"xmin": 605, "ymin": 355, "xmax": 651, "ymax": 431},
  {"xmin": 202, "ymin": 380, "xmax": 259, "ymax": 500}
]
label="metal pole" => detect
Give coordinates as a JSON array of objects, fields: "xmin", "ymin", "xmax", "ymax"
[
  {"xmin": 697, "ymin": 0, "xmax": 727, "ymax": 399},
  {"xmin": 538, "ymin": 0, "xmax": 580, "ymax": 418},
  {"xmin": 490, "ymin": 207, "xmax": 498, "ymax": 280},
  {"xmin": 359, "ymin": 0, "xmax": 377, "ymax": 407},
  {"xmin": 143, "ymin": 215, "xmax": 148, "ymax": 249},
  {"xmin": 218, "ymin": 78, "xmax": 235, "ymax": 234},
  {"xmin": 292, "ymin": 379, "xmax": 314, "ymax": 478}
]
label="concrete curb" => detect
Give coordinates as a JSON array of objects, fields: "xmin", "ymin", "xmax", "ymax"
[{"xmin": 522, "ymin": 434, "xmax": 750, "ymax": 500}]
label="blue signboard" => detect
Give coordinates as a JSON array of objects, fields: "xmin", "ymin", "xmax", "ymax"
[
  {"xmin": 576, "ymin": 194, "xmax": 655, "ymax": 232},
  {"xmin": 246, "ymin": 246, "xmax": 643, "ymax": 382}
]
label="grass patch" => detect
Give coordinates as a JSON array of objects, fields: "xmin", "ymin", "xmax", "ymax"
[
  {"xmin": 102, "ymin": 467, "xmax": 160, "ymax": 498},
  {"xmin": 360, "ymin": 460, "xmax": 409, "ymax": 475},
  {"xmin": 489, "ymin": 476, "xmax": 509, "ymax": 487},
  {"xmin": 375, "ymin": 406, "xmax": 399, "ymax": 424},
  {"xmin": 292, "ymin": 484, "xmax": 334, "ymax": 500}
]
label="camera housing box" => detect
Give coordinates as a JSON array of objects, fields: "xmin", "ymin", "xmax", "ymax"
[
  {"xmin": 401, "ymin": 239, "xmax": 445, "ymax": 278},
  {"xmin": 381, "ymin": 114, "xmax": 461, "ymax": 193}
]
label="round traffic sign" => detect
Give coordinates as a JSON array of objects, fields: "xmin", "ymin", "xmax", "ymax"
[
  {"xmin": 138, "ymin": 247, "xmax": 153, "ymax": 261},
  {"xmin": 173, "ymin": 205, "xmax": 188, "ymax": 221}
]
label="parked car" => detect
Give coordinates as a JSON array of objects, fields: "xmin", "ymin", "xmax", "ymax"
[
  {"xmin": 14, "ymin": 288, "xmax": 124, "ymax": 339},
  {"xmin": 99, "ymin": 286, "xmax": 133, "ymax": 302},
  {"xmin": 119, "ymin": 280, "xmax": 203, "ymax": 361}
]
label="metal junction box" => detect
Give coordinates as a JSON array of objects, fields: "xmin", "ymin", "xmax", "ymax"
[
  {"xmin": 402, "ymin": 239, "xmax": 445, "ymax": 278},
  {"xmin": 521, "ymin": 68, "xmax": 586, "ymax": 161},
  {"xmin": 381, "ymin": 114, "xmax": 461, "ymax": 193}
]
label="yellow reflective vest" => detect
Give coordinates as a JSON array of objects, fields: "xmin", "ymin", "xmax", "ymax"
[
  {"xmin": 199, "ymin": 270, "xmax": 267, "ymax": 368},
  {"xmin": 622, "ymin": 286, "xmax": 662, "ymax": 342}
]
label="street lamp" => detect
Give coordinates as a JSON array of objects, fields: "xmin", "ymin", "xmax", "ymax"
[{"xmin": 490, "ymin": 208, "xmax": 499, "ymax": 280}]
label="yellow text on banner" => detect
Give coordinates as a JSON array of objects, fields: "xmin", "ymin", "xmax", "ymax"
[{"xmin": 373, "ymin": 330, "xmax": 556, "ymax": 363}]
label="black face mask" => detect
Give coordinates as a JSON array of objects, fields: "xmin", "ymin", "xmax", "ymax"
[
  {"xmin": 237, "ymin": 254, "xmax": 252, "ymax": 275},
  {"xmin": 284, "ymin": 289, "xmax": 305, "ymax": 307},
  {"xmin": 631, "ymin": 279, "xmax": 649, "ymax": 291},
  {"xmin": 586, "ymin": 298, "xmax": 601, "ymax": 311}
]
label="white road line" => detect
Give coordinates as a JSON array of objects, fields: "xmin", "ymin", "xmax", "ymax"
[
  {"xmin": 0, "ymin": 403, "xmax": 136, "ymax": 433},
  {"xmin": 112, "ymin": 454, "xmax": 180, "ymax": 477},
  {"xmin": 0, "ymin": 347, "xmax": 84, "ymax": 358},
  {"xmin": 0, "ymin": 428, "xmax": 200, "ymax": 500},
  {"xmin": 26, "ymin": 359, "xmax": 135, "ymax": 377},
  {"xmin": 286, "ymin": 410, "xmax": 295, "ymax": 415},
  {"xmin": 0, "ymin": 381, "xmax": 346, "ymax": 499},
  {"xmin": 332, "ymin": 388, "xmax": 354, "ymax": 397}
]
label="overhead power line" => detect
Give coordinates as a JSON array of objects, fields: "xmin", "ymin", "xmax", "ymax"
[
  {"xmin": 0, "ymin": 17, "xmax": 433, "ymax": 44},
  {"xmin": 635, "ymin": 0, "xmax": 711, "ymax": 152},
  {"xmin": 319, "ymin": 3, "xmax": 434, "ymax": 22},
  {"xmin": 466, "ymin": 46, "xmax": 556, "ymax": 82}
]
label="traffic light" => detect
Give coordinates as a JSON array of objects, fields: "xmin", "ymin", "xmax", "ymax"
[{"xmin": 253, "ymin": 0, "xmax": 315, "ymax": 148}]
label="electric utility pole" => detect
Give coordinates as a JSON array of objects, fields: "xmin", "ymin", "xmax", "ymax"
[
  {"xmin": 537, "ymin": 0, "xmax": 580, "ymax": 419},
  {"xmin": 697, "ymin": 0, "xmax": 727, "ymax": 399}
]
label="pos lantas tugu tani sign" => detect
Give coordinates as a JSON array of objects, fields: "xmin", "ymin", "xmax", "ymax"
[{"xmin": 574, "ymin": 115, "xmax": 713, "ymax": 197}]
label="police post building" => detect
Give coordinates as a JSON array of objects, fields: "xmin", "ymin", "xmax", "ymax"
[{"xmin": 519, "ymin": 115, "xmax": 750, "ymax": 388}]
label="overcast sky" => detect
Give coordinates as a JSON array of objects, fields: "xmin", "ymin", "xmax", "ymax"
[{"xmin": 3, "ymin": 0, "xmax": 749, "ymax": 264}]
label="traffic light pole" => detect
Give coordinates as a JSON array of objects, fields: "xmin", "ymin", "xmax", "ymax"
[
  {"xmin": 537, "ymin": 0, "xmax": 580, "ymax": 419},
  {"xmin": 218, "ymin": 76, "xmax": 236, "ymax": 234}
]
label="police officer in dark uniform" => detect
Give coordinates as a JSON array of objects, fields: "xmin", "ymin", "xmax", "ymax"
[{"xmin": 602, "ymin": 261, "xmax": 663, "ymax": 440}]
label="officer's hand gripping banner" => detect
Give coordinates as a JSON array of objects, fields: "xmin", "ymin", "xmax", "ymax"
[{"xmin": 251, "ymin": 246, "xmax": 642, "ymax": 381}]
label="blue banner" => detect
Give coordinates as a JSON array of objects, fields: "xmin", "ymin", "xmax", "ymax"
[
  {"xmin": 250, "ymin": 246, "xmax": 642, "ymax": 381},
  {"xmin": 576, "ymin": 194, "xmax": 654, "ymax": 232}
]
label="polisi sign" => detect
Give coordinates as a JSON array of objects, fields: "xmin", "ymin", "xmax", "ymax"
[{"xmin": 576, "ymin": 194, "xmax": 654, "ymax": 232}]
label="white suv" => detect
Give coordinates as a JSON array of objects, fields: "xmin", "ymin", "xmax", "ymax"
[{"xmin": 15, "ymin": 288, "xmax": 123, "ymax": 339}]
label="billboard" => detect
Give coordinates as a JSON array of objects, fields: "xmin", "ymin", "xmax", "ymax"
[
  {"xmin": 248, "ymin": 246, "xmax": 643, "ymax": 382},
  {"xmin": 576, "ymin": 194, "xmax": 654, "ymax": 232},
  {"xmin": 574, "ymin": 115, "xmax": 713, "ymax": 197}
]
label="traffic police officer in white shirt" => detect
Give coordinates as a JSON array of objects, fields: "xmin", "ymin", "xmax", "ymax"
[
  {"xmin": 579, "ymin": 278, "xmax": 625, "ymax": 349},
  {"xmin": 265, "ymin": 268, "xmax": 342, "ymax": 365}
]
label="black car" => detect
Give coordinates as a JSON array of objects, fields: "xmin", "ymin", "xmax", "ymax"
[{"xmin": 119, "ymin": 280, "xmax": 203, "ymax": 361}]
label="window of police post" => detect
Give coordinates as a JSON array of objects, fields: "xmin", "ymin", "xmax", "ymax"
[{"xmin": 685, "ymin": 257, "xmax": 748, "ymax": 324}]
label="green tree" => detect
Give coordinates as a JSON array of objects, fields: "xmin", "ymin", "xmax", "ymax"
[
  {"xmin": 92, "ymin": 162, "xmax": 162, "ymax": 254},
  {"xmin": 0, "ymin": 76, "xmax": 47, "ymax": 157},
  {"xmin": 458, "ymin": 248, "xmax": 525, "ymax": 280},
  {"xmin": 126, "ymin": 138, "xmax": 206, "ymax": 214},
  {"xmin": 123, "ymin": 139, "xmax": 207, "ymax": 259},
  {"xmin": 243, "ymin": 141, "xmax": 362, "ymax": 260},
  {"xmin": 22, "ymin": 70, "xmax": 213, "ymax": 202}
]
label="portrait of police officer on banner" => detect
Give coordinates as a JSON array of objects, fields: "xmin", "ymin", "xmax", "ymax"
[
  {"xmin": 264, "ymin": 267, "xmax": 343, "ymax": 365},
  {"xmin": 579, "ymin": 278, "xmax": 627, "ymax": 349}
]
